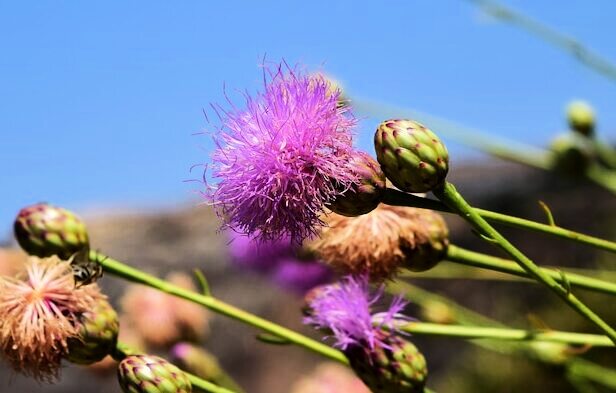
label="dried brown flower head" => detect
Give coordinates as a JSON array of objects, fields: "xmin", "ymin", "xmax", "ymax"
[
  {"xmin": 0, "ymin": 256, "xmax": 103, "ymax": 382},
  {"xmin": 120, "ymin": 272, "xmax": 209, "ymax": 348},
  {"xmin": 306, "ymin": 205, "xmax": 449, "ymax": 280}
]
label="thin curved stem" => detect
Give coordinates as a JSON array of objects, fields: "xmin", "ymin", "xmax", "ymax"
[
  {"xmin": 114, "ymin": 343, "xmax": 238, "ymax": 393},
  {"xmin": 401, "ymin": 322, "xmax": 614, "ymax": 347},
  {"xmin": 443, "ymin": 244, "xmax": 616, "ymax": 296},
  {"xmin": 464, "ymin": 0, "xmax": 616, "ymax": 82},
  {"xmin": 93, "ymin": 251, "xmax": 348, "ymax": 365},
  {"xmin": 382, "ymin": 188, "xmax": 616, "ymax": 254},
  {"xmin": 433, "ymin": 182, "xmax": 616, "ymax": 343}
]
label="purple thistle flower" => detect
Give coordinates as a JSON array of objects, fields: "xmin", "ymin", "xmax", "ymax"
[
  {"xmin": 209, "ymin": 62, "xmax": 359, "ymax": 242},
  {"xmin": 303, "ymin": 275, "xmax": 409, "ymax": 351}
]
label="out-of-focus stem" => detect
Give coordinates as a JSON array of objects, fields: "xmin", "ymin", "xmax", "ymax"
[
  {"xmin": 382, "ymin": 188, "xmax": 616, "ymax": 254},
  {"xmin": 401, "ymin": 322, "xmax": 614, "ymax": 347},
  {"xmin": 444, "ymin": 244, "xmax": 616, "ymax": 296},
  {"xmin": 434, "ymin": 182, "xmax": 616, "ymax": 343},
  {"xmin": 464, "ymin": 0, "xmax": 616, "ymax": 82}
]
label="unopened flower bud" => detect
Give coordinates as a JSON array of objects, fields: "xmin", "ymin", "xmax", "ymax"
[
  {"xmin": 67, "ymin": 296, "xmax": 119, "ymax": 365},
  {"xmin": 117, "ymin": 354, "xmax": 192, "ymax": 393},
  {"xmin": 403, "ymin": 208, "xmax": 449, "ymax": 272},
  {"xmin": 527, "ymin": 342, "xmax": 573, "ymax": 366},
  {"xmin": 420, "ymin": 300, "xmax": 455, "ymax": 325},
  {"xmin": 550, "ymin": 133, "xmax": 595, "ymax": 175},
  {"xmin": 375, "ymin": 119, "xmax": 449, "ymax": 193},
  {"xmin": 171, "ymin": 343, "xmax": 241, "ymax": 391},
  {"xmin": 567, "ymin": 100, "xmax": 595, "ymax": 136},
  {"xmin": 345, "ymin": 334, "xmax": 428, "ymax": 393},
  {"xmin": 329, "ymin": 152, "xmax": 386, "ymax": 217},
  {"xmin": 14, "ymin": 203, "xmax": 89, "ymax": 260}
]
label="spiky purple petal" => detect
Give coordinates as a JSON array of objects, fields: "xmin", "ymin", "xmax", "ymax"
[
  {"xmin": 303, "ymin": 275, "xmax": 409, "ymax": 350},
  {"xmin": 208, "ymin": 62, "xmax": 358, "ymax": 242}
]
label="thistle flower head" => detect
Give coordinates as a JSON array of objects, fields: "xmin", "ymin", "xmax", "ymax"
[
  {"xmin": 209, "ymin": 62, "xmax": 359, "ymax": 242},
  {"xmin": 0, "ymin": 256, "xmax": 101, "ymax": 381},
  {"xmin": 303, "ymin": 275, "xmax": 408, "ymax": 351}
]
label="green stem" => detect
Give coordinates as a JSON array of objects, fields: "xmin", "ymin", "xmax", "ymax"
[
  {"xmin": 382, "ymin": 188, "xmax": 616, "ymax": 254},
  {"xmin": 567, "ymin": 358, "xmax": 616, "ymax": 389},
  {"xmin": 114, "ymin": 343, "xmax": 238, "ymax": 393},
  {"xmin": 445, "ymin": 244, "xmax": 616, "ymax": 296},
  {"xmin": 401, "ymin": 322, "xmax": 614, "ymax": 347},
  {"xmin": 353, "ymin": 97, "xmax": 552, "ymax": 170},
  {"xmin": 586, "ymin": 164, "xmax": 616, "ymax": 194},
  {"xmin": 93, "ymin": 251, "xmax": 348, "ymax": 365},
  {"xmin": 434, "ymin": 182, "xmax": 616, "ymax": 343}
]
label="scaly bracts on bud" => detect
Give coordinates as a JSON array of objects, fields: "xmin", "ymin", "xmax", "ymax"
[
  {"xmin": 14, "ymin": 203, "xmax": 89, "ymax": 260},
  {"xmin": 67, "ymin": 294, "xmax": 119, "ymax": 365},
  {"xmin": 375, "ymin": 119, "xmax": 449, "ymax": 193},
  {"xmin": 346, "ymin": 333, "xmax": 428, "ymax": 393},
  {"xmin": 328, "ymin": 151, "xmax": 386, "ymax": 217},
  {"xmin": 118, "ymin": 354, "xmax": 192, "ymax": 393}
]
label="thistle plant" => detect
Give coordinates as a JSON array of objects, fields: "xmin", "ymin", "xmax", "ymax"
[{"xmin": 3, "ymin": 59, "xmax": 616, "ymax": 393}]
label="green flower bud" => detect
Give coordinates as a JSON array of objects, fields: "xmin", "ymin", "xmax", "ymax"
[
  {"xmin": 375, "ymin": 119, "xmax": 449, "ymax": 193},
  {"xmin": 403, "ymin": 209, "xmax": 449, "ymax": 272},
  {"xmin": 171, "ymin": 343, "xmax": 242, "ymax": 392},
  {"xmin": 118, "ymin": 354, "xmax": 192, "ymax": 393},
  {"xmin": 550, "ymin": 133, "xmax": 595, "ymax": 175},
  {"xmin": 567, "ymin": 100, "xmax": 595, "ymax": 136},
  {"xmin": 14, "ymin": 203, "xmax": 89, "ymax": 260},
  {"xmin": 67, "ymin": 297, "xmax": 119, "ymax": 365},
  {"xmin": 346, "ymin": 334, "xmax": 428, "ymax": 393},
  {"xmin": 527, "ymin": 342, "xmax": 572, "ymax": 366},
  {"xmin": 329, "ymin": 152, "xmax": 386, "ymax": 217}
]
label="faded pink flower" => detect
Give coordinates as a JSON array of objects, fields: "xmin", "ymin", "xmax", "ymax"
[
  {"xmin": 120, "ymin": 272, "xmax": 209, "ymax": 348},
  {"xmin": 0, "ymin": 256, "xmax": 103, "ymax": 381}
]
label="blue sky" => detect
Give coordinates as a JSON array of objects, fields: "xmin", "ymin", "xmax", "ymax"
[{"xmin": 1, "ymin": 1, "xmax": 615, "ymax": 236}]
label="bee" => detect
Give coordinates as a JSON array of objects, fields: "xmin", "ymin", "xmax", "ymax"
[{"xmin": 68, "ymin": 246, "xmax": 104, "ymax": 287}]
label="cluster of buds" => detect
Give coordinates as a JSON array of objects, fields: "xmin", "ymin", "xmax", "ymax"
[{"xmin": 5, "ymin": 204, "xmax": 196, "ymax": 393}]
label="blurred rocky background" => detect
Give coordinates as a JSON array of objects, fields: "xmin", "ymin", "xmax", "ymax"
[{"xmin": 1, "ymin": 159, "xmax": 615, "ymax": 393}]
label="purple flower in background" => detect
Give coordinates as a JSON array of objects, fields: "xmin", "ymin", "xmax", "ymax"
[
  {"xmin": 209, "ymin": 62, "xmax": 358, "ymax": 242},
  {"xmin": 303, "ymin": 275, "xmax": 408, "ymax": 350},
  {"xmin": 273, "ymin": 258, "xmax": 334, "ymax": 294},
  {"xmin": 227, "ymin": 230, "xmax": 293, "ymax": 271},
  {"xmin": 227, "ymin": 231, "xmax": 333, "ymax": 294}
]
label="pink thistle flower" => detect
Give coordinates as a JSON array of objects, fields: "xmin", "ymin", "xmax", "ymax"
[
  {"xmin": 0, "ymin": 256, "xmax": 102, "ymax": 382},
  {"xmin": 303, "ymin": 275, "xmax": 409, "ymax": 351},
  {"xmin": 208, "ymin": 62, "xmax": 359, "ymax": 242}
]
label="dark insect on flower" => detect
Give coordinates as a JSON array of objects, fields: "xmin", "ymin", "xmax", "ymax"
[{"xmin": 68, "ymin": 247, "xmax": 104, "ymax": 287}]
